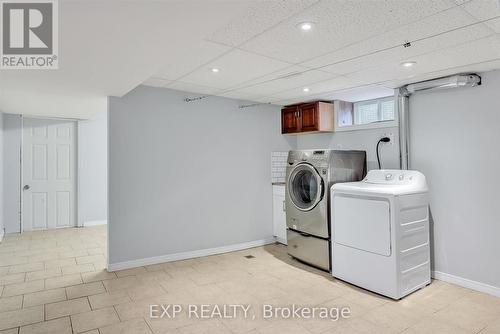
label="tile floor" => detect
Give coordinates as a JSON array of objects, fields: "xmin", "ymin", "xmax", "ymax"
[{"xmin": 0, "ymin": 226, "xmax": 499, "ymax": 334}]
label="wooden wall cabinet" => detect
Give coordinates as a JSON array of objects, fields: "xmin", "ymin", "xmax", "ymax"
[{"xmin": 281, "ymin": 101, "xmax": 334, "ymax": 134}]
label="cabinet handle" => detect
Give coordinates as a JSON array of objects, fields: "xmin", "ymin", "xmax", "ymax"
[{"xmin": 282, "ymin": 200, "xmax": 286, "ymax": 212}]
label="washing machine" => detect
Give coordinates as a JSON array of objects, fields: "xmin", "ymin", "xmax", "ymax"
[
  {"xmin": 286, "ymin": 150, "xmax": 366, "ymax": 271},
  {"xmin": 331, "ymin": 169, "xmax": 430, "ymax": 299}
]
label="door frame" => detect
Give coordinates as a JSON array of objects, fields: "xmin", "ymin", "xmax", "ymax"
[{"xmin": 20, "ymin": 115, "xmax": 80, "ymax": 232}]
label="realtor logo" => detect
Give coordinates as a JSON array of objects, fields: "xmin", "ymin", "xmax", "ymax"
[{"xmin": 1, "ymin": 0, "xmax": 58, "ymax": 69}]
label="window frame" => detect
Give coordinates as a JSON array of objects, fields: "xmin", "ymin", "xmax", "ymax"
[{"xmin": 334, "ymin": 96, "xmax": 398, "ymax": 132}]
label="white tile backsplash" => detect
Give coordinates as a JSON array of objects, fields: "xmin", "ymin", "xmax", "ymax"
[{"xmin": 271, "ymin": 151, "xmax": 288, "ymax": 183}]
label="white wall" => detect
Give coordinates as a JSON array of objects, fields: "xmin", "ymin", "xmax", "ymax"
[
  {"xmin": 2, "ymin": 114, "xmax": 22, "ymax": 234},
  {"xmin": 78, "ymin": 111, "xmax": 108, "ymax": 226},
  {"xmin": 107, "ymin": 86, "xmax": 296, "ymax": 267},
  {"xmin": 410, "ymin": 70, "xmax": 500, "ymax": 293},
  {"xmin": 296, "ymin": 127, "xmax": 400, "ymax": 170}
]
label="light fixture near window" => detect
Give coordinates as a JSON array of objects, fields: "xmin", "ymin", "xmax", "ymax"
[
  {"xmin": 211, "ymin": 68, "xmax": 220, "ymax": 73},
  {"xmin": 303, "ymin": 87, "xmax": 310, "ymax": 92}
]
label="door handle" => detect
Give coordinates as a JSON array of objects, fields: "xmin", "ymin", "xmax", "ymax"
[
  {"xmin": 23, "ymin": 185, "xmax": 30, "ymax": 191},
  {"xmin": 282, "ymin": 200, "xmax": 286, "ymax": 212}
]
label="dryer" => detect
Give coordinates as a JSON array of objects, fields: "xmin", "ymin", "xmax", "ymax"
[
  {"xmin": 331, "ymin": 169, "xmax": 430, "ymax": 299},
  {"xmin": 285, "ymin": 150, "xmax": 366, "ymax": 271}
]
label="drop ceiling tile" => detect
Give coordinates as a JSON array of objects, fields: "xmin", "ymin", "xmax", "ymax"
[
  {"xmin": 216, "ymin": 91, "xmax": 264, "ymax": 102},
  {"xmin": 154, "ymin": 41, "xmax": 231, "ymax": 81},
  {"xmin": 458, "ymin": 0, "xmax": 500, "ymax": 20},
  {"xmin": 264, "ymin": 76, "xmax": 362, "ymax": 101},
  {"xmin": 230, "ymin": 66, "xmax": 335, "ymax": 96},
  {"xmin": 345, "ymin": 35, "xmax": 500, "ymax": 84},
  {"xmin": 316, "ymin": 85, "xmax": 395, "ymax": 102},
  {"xmin": 207, "ymin": 0, "xmax": 320, "ymax": 47},
  {"xmin": 303, "ymin": 7, "xmax": 490, "ymax": 75},
  {"xmin": 486, "ymin": 17, "xmax": 500, "ymax": 32},
  {"xmin": 142, "ymin": 77, "xmax": 172, "ymax": 88},
  {"xmin": 270, "ymin": 84, "xmax": 394, "ymax": 105},
  {"xmin": 239, "ymin": 0, "xmax": 455, "ymax": 63},
  {"xmin": 167, "ymin": 81, "xmax": 222, "ymax": 95},
  {"xmin": 179, "ymin": 49, "xmax": 291, "ymax": 89}
]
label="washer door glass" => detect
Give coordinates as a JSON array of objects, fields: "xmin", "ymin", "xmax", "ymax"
[{"xmin": 289, "ymin": 163, "xmax": 323, "ymax": 211}]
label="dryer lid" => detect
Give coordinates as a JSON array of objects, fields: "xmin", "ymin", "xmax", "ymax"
[{"xmin": 332, "ymin": 169, "xmax": 428, "ymax": 195}]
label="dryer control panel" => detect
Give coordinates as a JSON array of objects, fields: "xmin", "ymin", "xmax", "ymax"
[{"xmin": 364, "ymin": 170, "xmax": 425, "ymax": 185}]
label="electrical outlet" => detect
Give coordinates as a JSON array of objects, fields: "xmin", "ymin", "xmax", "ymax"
[{"xmin": 383, "ymin": 133, "xmax": 394, "ymax": 145}]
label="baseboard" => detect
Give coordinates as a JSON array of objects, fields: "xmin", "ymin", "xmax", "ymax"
[
  {"xmin": 432, "ymin": 270, "xmax": 500, "ymax": 297},
  {"xmin": 83, "ymin": 220, "xmax": 107, "ymax": 227},
  {"xmin": 108, "ymin": 237, "xmax": 275, "ymax": 272},
  {"xmin": 274, "ymin": 236, "xmax": 287, "ymax": 245}
]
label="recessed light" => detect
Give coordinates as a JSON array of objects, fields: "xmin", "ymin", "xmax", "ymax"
[
  {"xmin": 401, "ymin": 61, "xmax": 416, "ymax": 68},
  {"xmin": 211, "ymin": 68, "xmax": 220, "ymax": 73},
  {"xmin": 298, "ymin": 22, "xmax": 314, "ymax": 31},
  {"xmin": 303, "ymin": 87, "xmax": 310, "ymax": 92}
]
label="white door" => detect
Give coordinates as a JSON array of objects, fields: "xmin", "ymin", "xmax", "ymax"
[{"xmin": 22, "ymin": 118, "xmax": 77, "ymax": 231}]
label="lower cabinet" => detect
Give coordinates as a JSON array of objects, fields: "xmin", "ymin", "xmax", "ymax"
[{"xmin": 272, "ymin": 185, "xmax": 287, "ymax": 244}]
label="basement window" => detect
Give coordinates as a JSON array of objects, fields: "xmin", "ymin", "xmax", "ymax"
[{"xmin": 336, "ymin": 96, "xmax": 397, "ymax": 131}]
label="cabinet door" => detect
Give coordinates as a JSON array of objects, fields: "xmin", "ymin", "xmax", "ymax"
[
  {"xmin": 273, "ymin": 191, "xmax": 287, "ymax": 245},
  {"xmin": 281, "ymin": 106, "xmax": 299, "ymax": 134},
  {"xmin": 299, "ymin": 103, "xmax": 319, "ymax": 132}
]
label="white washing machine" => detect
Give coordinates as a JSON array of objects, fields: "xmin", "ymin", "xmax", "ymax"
[{"xmin": 330, "ymin": 169, "xmax": 430, "ymax": 299}]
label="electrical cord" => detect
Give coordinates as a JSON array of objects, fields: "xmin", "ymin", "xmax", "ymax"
[{"xmin": 377, "ymin": 137, "xmax": 391, "ymax": 169}]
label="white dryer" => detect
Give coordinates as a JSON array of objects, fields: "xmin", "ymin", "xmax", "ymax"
[{"xmin": 330, "ymin": 169, "xmax": 430, "ymax": 300}]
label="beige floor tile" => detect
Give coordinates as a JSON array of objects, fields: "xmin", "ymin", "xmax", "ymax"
[
  {"xmin": 115, "ymin": 267, "xmax": 147, "ymax": 278},
  {"xmin": 44, "ymin": 259, "xmax": 76, "ymax": 270},
  {"xmin": 178, "ymin": 319, "xmax": 232, "ymax": 334},
  {"xmin": 25, "ymin": 268, "xmax": 61, "ymax": 282},
  {"xmin": 45, "ymin": 297, "xmax": 90, "ymax": 320},
  {"xmin": 1, "ymin": 281, "xmax": 44, "ymax": 297},
  {"xmin": 2, "ymin": 227, "xmax": 500, "ymax": 334},
  {"xmin": 402, "ymin": 316, "xmax": 471, "ymax": 334},
  {"xmin": 66, "ymin": 282, "xmax": 105, "ymax": 299},
  {"xmin": 102, "ymin": 276, "xmax": 138, "ymax": 292},
  {"xmin": 126, "ymin": 284, "xmax": 167, "ymax": 302},
  {"xmin": 45, "ymin": 274, "xmax": 82, "ymax": 290},
  {"xmin": 8, "ymin": 263, "xmax": 44, "ymax": 275},
  {"xmin": 113, "ymin": 301, "xmax": 146, "ymax": 321},
  {"xmin": 88, "ymin": 290, "xmax": 131, "ymax": 310},
  {"xmin": 61, "ymin": 264, "xmax": 95, "ymax": 275},
  {"xmin": 23, "ymin": 289, "xmax": 66, "ymax": 308},
  {"xmin": 0, "ymin": 296, "xmax": 23, "ymax": 313},
  {"xmin": 0, "ymin": 328, "xmax": 19, "ymax": 334},
  {"xmin": 70, "ymin": 307, "xmax": 120, "ymax": 333},
  {"xmin": 75, "ymin": 255, "xmax": 105, "ymax": 265},
  {"xmin": 0, "ymin": 274, "xmax": 26, "ymax": 286},
  {"xmin": 19, "ymin": 317, "xmax": 71, "ymax": 334},
  {"xmin": 0, "ymin": 306, "xmax": 43, "ymax": 331},
  {"xmin": 479, "ymin": 316, "xmax": 500, "ymax": 334},
  {"xmin": 81, "ymin": 270, "xmax": 116, "ymax": 283},
  {"xmin": 431, "ymin": 298, "xmax": 500, "ymax": 332},
  {"xmin": 99, "ymin": 318, "xmax": 152, "ymax": 334}
]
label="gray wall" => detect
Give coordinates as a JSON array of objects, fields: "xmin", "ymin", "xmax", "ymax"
[
  {"xmin": 108, "ymin": 86, "xmax": 296, "ymax": 265},
  {"xmin": 296, "ymin": 127, "xmax": 400, "ymax": 170},
  {"xmin": 2, "ymin": 114, "xmax": 22, "ymax": 234},
  {"xmin": 410, "ymin": 70, "xmax": 500, "ymax": 289},
  {"xmin": 78, "ymin": 111, "xmax": 108, "ymax": 225}
]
